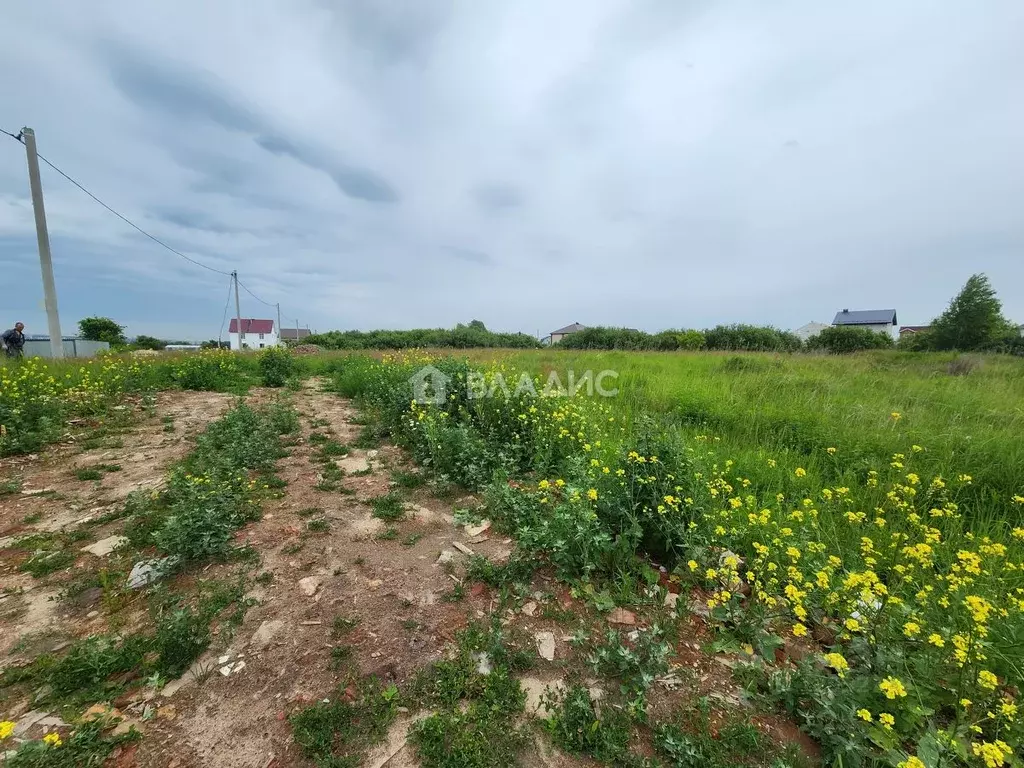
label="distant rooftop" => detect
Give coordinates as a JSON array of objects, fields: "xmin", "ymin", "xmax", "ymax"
[
  {"xmin": 229, "ymin": 318, "xmax": 274, "ymax": 334},
  {"xmin": 832, "ymin": 309, "xmax": 897, "ymax": 326},
  {"xmin": 551, "ymin": 322, "xmax": 586, "ymax": 335}
]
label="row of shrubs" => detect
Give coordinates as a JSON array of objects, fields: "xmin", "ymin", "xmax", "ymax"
[
  {"xmin": 305, "ymin": 323, "xmax": 540, "ymax": 350},
  {"xmin": 555, "ymin": 324, "xmax": 892, "ymax": 354},
  {"xmin": 556, "ymin": 324, "xmax": 1024, "ymax": 355}
]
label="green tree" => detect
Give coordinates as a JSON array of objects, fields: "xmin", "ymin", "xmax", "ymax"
[
  {"xmin": 78, "ymin": 316, "xmax": 127, "ymax": 345},
  {"xmin": 133, "ymin": 335, "xmax": 166, "ymax": 350},
  {"xmin": 928, "ymin": 274, "xmax": 1013, "ymax": 351}
]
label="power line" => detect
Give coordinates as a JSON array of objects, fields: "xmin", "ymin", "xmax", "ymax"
[
  {"xmin": 237, "ymin": 278, "xmax": 275, "ymax": 308},
  {"xmin": 2, "ymin": 127, "xmax": 231, "ymax": 276},
  {"xmin": 3, "ymin": 126, "xmax": 290, "ymax": 323}
]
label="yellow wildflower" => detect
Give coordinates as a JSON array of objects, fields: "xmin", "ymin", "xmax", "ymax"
[
  {"xmin": 978, "ymin": 670, "xmax": 998, "ymax": 690},
  {"xmin": 794, "ymin": 467, "xmax": 806, "ymax": 478},
  {"xmin": 792, "ymin": 623, "xmax": 807, "ymax": 637},
  {"xmin": 823, "ymin": 652, "xmax": 849, "ymax": 677},
  {"xmin": 927, "ymin": 633, "xmax": 945, "ymax": 648},
  {"xmin": 0, "ymin": 720, "xmax": 15, "ymax": 740},
  {"xmin": 856, "ymin": 709, "xmax": 872, "ymax": 722},
  {"xmin": 879, "ymin": 712, "xmax": 895, "ymax": 728},
  {"xmin": 972, "ymin": 740, "xmax": 1012, "ymax": 768},
  {"xmin": 43, "ymin": 732, "xmax": 62, "ymax": 747},
  {"xmin": 898, "ymin": 758, "xmax": 925, "ymax": 768},
  {"xmin": 879, "ymin": 677, "xmax": 908, "ymax": 699}
]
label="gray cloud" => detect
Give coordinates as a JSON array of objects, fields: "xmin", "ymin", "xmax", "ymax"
[
  {"xmin": 0, "ymin": 0, "xmax": 1021, "ymax": 341},
  {"xmin": 254, "ymin": 134, "xmax": 399, "ymax": 204},
  {"xmin": 473, "ymin": 183, "xmax": 523, "ymax": 213},
  {"xmin": 446, "ymin": 246, "xmax": 492, "ymax": 265},
  {"xmin": 104, "ymin": 44, "xmax": 260, "ymax": 133}
]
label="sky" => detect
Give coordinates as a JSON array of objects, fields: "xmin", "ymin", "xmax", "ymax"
[{"xmin": 1, "ymin": 0, "xmax": 1022, "ymax": 342}]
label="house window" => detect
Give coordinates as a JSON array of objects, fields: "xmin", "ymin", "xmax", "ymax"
[
  {"xmin": 259, "ymin": 343, "xmax": 265, "ymax": 349},
  {"xmin": 259, "ymin": 332, "xmax": 264, "ymax": 340}
]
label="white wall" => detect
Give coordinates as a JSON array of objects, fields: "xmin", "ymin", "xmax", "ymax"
[{"xmin": 229, "ymin": 326, "xmax": 280, "ymax": 351}]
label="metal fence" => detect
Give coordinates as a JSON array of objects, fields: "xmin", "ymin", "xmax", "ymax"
[{"xmin": 21, "ymin": 338, "xmax": 110, "ymax": 358}]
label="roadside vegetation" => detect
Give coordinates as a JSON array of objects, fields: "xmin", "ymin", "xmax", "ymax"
[{"xmin": 327, "ymin": 350, "xmax": 1024, "ymax": 768}]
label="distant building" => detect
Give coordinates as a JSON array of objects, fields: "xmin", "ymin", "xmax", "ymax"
[
  {"xmin": 832, "ymin": 309, "xmax": 898, "ymax": 336},
  {"xmin": 21, "ymin": 336, "xmax": 109, "ymax": 358},
  {"xmin": 228, "ymin": 318, "xmax": 278, "ymax": 350},
  {"xmin": 280, "ymin": 327, "xmax": 312, "ymax": 343},
  {"xmin": 548, "ymin": 322, "xmax": 586, "ymax": 345},
  {"xmin": 793, "ymin": 321, "xmax": 830, "ymax": 341},
  {"xmin": 899, "ymin": 325, "xmax": 931, "ymax": 337}
]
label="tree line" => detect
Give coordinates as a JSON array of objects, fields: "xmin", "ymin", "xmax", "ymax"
[
  {"xmin": 71, "ymin": 274, "xmax": 1019, "ymax": 356},
  {"xmin": 555, "ymin": 274, "xmax": 1021, "ymax": 355},
  {"xmin": 304, "ymin": 320, "xmax": 540, "ymax": 350}
]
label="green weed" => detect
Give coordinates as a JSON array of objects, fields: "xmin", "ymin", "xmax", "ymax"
[
  {"xmin": 370, "ymin": 491, "xmax": 405, "ymax": 522},
  {"xmin": 307, "ymin": 519, "xmax": 330, "ymax": 533},
  {"xmin": 409, "ymin": 625, "xmax": 528, "ymax": 768},
  {"xmin": 5, "ymin": 719, "xmax": 140, "ymax": 768},
  {"xmin": 290, "ymin": 677, "xmax": 398, "ymax": 766}
]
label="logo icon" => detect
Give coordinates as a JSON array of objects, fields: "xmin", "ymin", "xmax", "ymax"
[{"xmin": 409, "ymin": 365, "xmax": 451, "ymax": 405}]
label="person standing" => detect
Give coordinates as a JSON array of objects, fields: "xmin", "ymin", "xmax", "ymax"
[{"xmin": 2, "ymin": 322, "xmax": 26, "ymax": 358}]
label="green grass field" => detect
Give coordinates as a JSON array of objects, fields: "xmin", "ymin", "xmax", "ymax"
[{"xmin": 459, "ymin": 349, "xmax": 1024, "ymax": 526}]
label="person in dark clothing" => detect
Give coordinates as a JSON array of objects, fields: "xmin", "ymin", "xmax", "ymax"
[{"xmin": 2, "ymin": 322, "xmax": 26, "ymax": 358}]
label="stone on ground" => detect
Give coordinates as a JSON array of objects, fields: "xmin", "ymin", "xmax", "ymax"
[
  {"xmin": 298, "ymin": 576, "xmax": 321, "ymax": 597},
  {"xmin": 249, "ymin": 619, "xmax": 285, "ymax": 650},
  {"xmin": 81, "ymin": 535, "xmax": 128, "ymax": 557},
  {"xmin": 535, "ymin": 631, "xmax": 556, "ymax": 661}
]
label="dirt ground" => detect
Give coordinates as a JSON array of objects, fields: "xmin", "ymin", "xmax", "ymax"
[
  {"xmin": 1, "ymin": 382, "xmax": 814, "ymax": 768},
  {"xmin": 0, "ymin": 390, "xmax": 236, "ymax": 664}
]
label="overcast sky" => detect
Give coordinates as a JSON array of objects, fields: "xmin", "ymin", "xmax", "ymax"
[{"xmin": 1, "ymin": 1, "xmax": 1022, "ymax": 341}]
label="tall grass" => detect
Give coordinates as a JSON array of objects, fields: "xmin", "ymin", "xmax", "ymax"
[{"xmin": 451, "ymin": 349, "xmax": 1024, "ymax": 526}]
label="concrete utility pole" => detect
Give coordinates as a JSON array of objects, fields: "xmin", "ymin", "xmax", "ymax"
[
  {"xmin": 276, "ymin": 303, "xmax": 282, "ymax": 346},
  {"xmin": 22, "ymin": 127, "xmax": 64, "ymax": 358},
  {"xmin": 232, "ymin": 270, "xmax": 243, "ymax": 351}
]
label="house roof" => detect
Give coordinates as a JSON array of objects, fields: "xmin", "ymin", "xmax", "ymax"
[
  {"xmin": 832, "ymin": 309, "xmax": 897, "ymax": 326},
  {"xmin": 899, "ymin": 325, "xmax": 930, "ymax": 334},
  {"xmin": 280, "ymin": 328, "xmax": 311, "ymax": 340},
  {"xmin": 551, "ymin": 322, "xmax": 585, "ymax": 335},
  {"xmin": 228, "ymin": 318, "xmax": 274, "ymax": 334}
]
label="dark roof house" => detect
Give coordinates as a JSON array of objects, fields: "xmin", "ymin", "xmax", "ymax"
[
  {"xmin": 550, "ymin": 322, "xmax": 586, "ymax": 336},
  {"xmin": 228, "ymin": 318, "xmax": 275, "ymax": 334},
  {"xmin": 280, "ymin": 328, "xmax": 311, "ymax": 341},
  {"xmin": 832, "ymin": 309, "xmax": 898, "ymax": 327},
  {"xmin": 899, "ymin": 325, "xmax": 931, "ymax": 336}
]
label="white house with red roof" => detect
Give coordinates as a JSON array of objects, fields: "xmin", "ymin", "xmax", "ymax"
[{"xmin": 228, "ymin": 318, "xmax": 279, "ymax": 351}]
